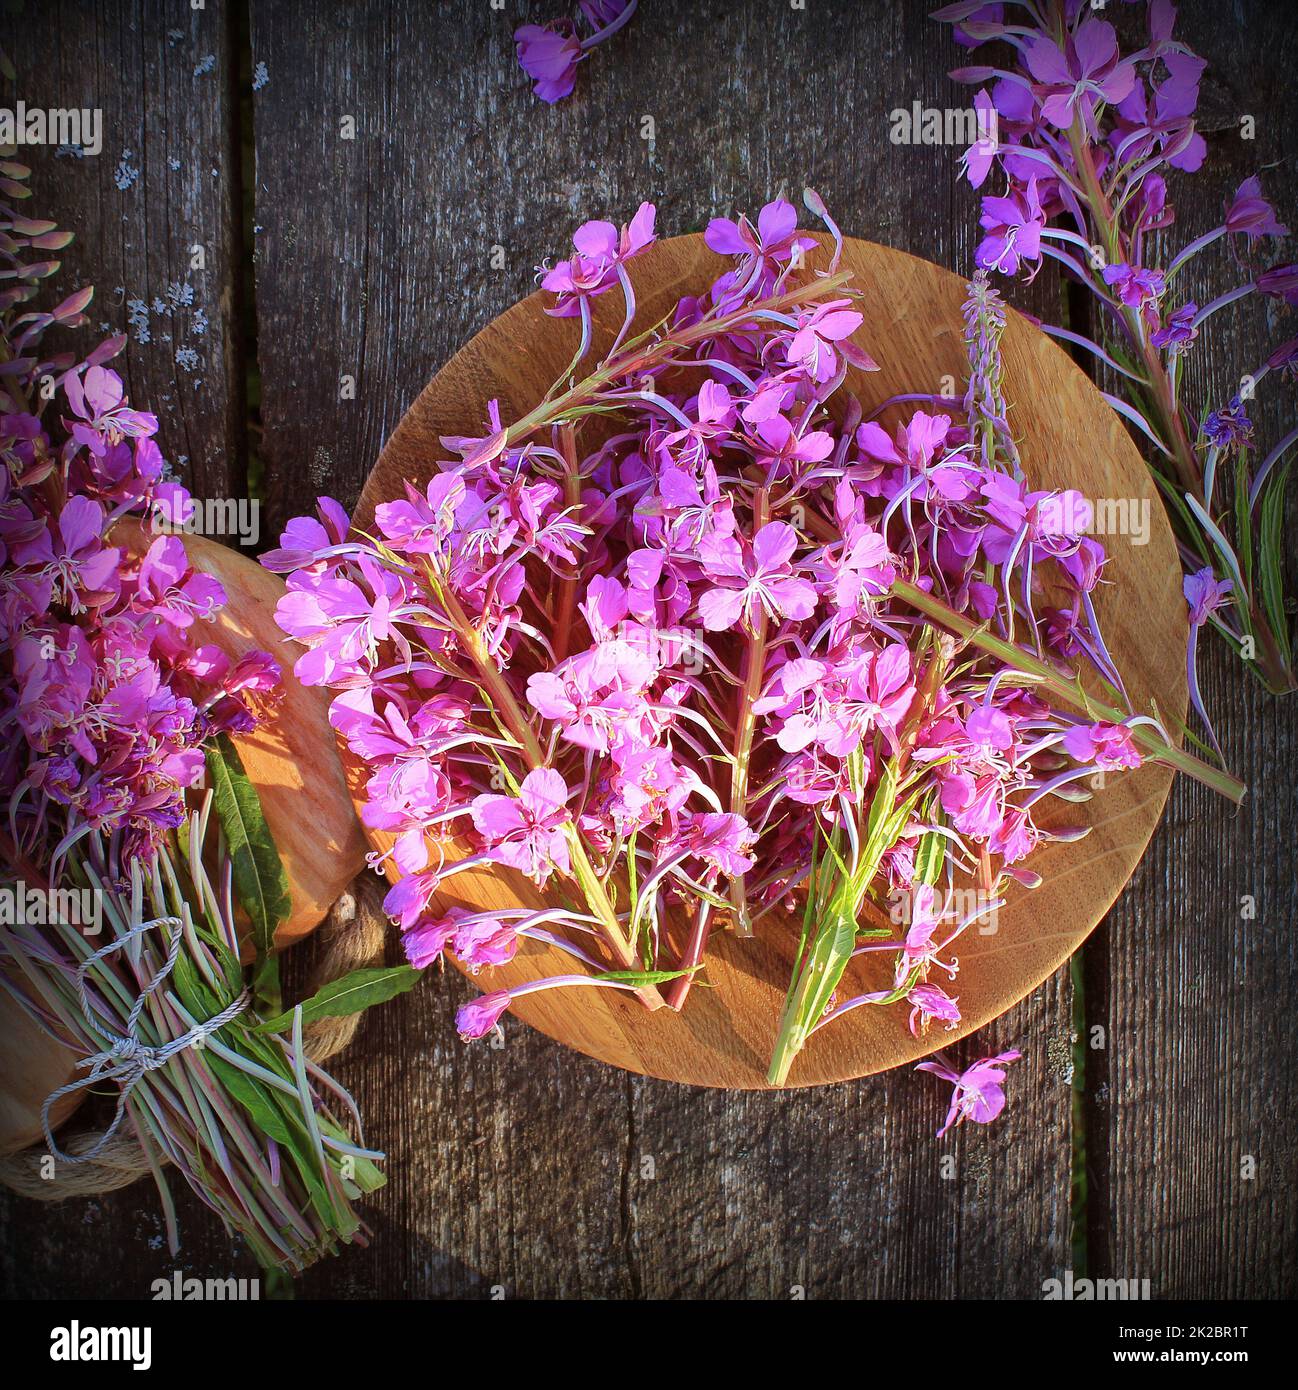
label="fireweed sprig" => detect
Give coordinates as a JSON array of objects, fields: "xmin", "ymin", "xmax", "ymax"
[
  {"xmin": 514, "ymin": 0, "xmax": 638, "ymax": 105},
  {"xmin": 935, "ymin": 0, "xmax": 1298, "ymax": 712},
  {"xmin": 269, "ymin": 194, "xmax": 1241, "ymax": 1100},
  {"xmin": 0, "ymin": 154, "xmax": 395, "ymax": 1269}
]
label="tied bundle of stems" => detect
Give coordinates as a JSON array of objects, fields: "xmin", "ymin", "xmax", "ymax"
[
  {"xmin": 0, "ymin": 136, "xmax": 415, "ymax": 1271},
  {"xmin": 1, "ymin": 758, "xmax": 416, "ymax": 1276}
]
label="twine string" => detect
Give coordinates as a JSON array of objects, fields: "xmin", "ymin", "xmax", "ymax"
[
  {"xmin": 40, "ymin": 914, "xmax": 250, "ymax": 1165},
  {"xmin": 3, "ymin": 875, "xmax": 386, "ymax": 1199}
]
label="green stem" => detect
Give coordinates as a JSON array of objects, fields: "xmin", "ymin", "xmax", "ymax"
[
  {"xmin": 1065, "ymin": 121, "xmax": 1202, "ymax": 500},
  {"xmin": 505, "ymin": 272, "xmax": 853, "ymax": 446},
  {"xmin": 892, "ymin": 578, "xmax": 1246, "ymax": 803},
  {"xmin": 438, "ymin": 581, "xmax": 663, "ymax": 1005}
]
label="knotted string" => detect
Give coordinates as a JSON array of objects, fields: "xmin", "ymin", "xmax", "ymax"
[{"xmin": 40, "ymin": 913, "xmax": 250, "ymax": 1164}]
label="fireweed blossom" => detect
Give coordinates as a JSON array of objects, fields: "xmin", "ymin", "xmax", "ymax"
[
  {"xmin": 268, "ymin": 194, "xmax": 1241, "ymax": 1119},
  {"xmin": 915, "ymin": 1049, "xmax": 1022, "ymax": 1137},
  {"xmin": 936, "ymin": 0, "xmax": 1298, "ymax": 698},
  {"xmin": 514, "ymin": 1, "xmax": 639, "ymax": 105}
]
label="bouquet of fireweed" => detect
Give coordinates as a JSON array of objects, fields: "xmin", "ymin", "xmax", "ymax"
[
  {"xmin": 936, "ymin": 0, "xmax": 1297, "ymax": 723},
  {"xmin": 267, "ymin": 194, "xmax": 1241, "ymax": 1107},
  {"xmin": 0, "ymin": 154, "xmax": 410, "ymax": 1270}
]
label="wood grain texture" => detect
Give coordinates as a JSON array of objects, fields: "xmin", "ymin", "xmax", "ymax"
[
  {"xmin": 348, "ymin": 230, "xmax": 1183, "ymax": 1090},
  {"xmin": 2, "ymin": 0, "xmax": 1291, "ymax": 1300},
  {"xmin": 4, "ymin": 0, "xmax": 245, "ymax": 502}
]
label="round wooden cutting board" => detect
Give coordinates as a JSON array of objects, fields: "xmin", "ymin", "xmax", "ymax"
[{"xmin": 346, "ymin": 233, "xmax": 1185, "ymax": 1089}]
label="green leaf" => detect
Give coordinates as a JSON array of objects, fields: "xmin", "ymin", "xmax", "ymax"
[
  {"xmin": 205, "ymin": 733, "xmax": 291, "ymax": 966},
  {"xmin": 207, "ymin": 1053, "xmax": 297, "ymax": 1148},
  {"xmin": 767, "ymin": 895, "xmax": 858, "ymax": 1086},
  {"xmin": 1234, "ymin": 448, "xmax": 1255, "ymax": 594},
  {"xmin": 1258, "ymin": 461, "xmax": 1293, "ymax": 667},
  {"xmin": 254, "ymin": 966, "xmax": 421, "ymax": 1034},
  {"xmin": 594, "ymin": 966, "xmax": 699, "ymax": 987},
  {"xmin": 768, "ymin": 766, "xmax": 918, "ymax": 1086},
  {"xmin": 912, "ymin": 798, "xmax": 946, "ymax": 887}
]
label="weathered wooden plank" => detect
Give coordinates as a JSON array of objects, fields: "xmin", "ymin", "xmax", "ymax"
[
  {"xmin": 1083, "ymin": 0, "xmax": 1298, "ymax": 1299},
  {"xmin": 252, "ymin": 0, "xmax": 1073, "ymax": 1299},
  {"xmin": 3, "ymin": 0, "xmax": 244, "ymax": 500},
  {"xmin": 0, "ymin": 0, "xmax": 252, "ymax": 1297}
]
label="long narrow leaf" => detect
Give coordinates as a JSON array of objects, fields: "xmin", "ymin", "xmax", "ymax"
[{"xmin": 204, "ymin": 734, "xmax": 291, "ymax": 964}]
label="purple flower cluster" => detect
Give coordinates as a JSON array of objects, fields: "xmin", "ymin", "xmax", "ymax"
[
  {"xmin": 268, "ymin": 195, "xmax": 1179, "ymax": 1087},
  {"xmin": 937, "ymin": 0, "xmax": 1297, "ymax": 701},
  {"xmin": 1, "ymin": 364, "xmax": 280, "ymax": 868}
]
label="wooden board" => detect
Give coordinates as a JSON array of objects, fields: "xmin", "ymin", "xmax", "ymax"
[{"xmin": 347, "ymin": 232, "xmax": 1185, "ymax": 1090}]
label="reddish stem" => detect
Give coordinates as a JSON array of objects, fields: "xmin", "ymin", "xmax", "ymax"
[{"xmin": 665, "ymin": 903, "xmax": 711, "ymax": 1012}]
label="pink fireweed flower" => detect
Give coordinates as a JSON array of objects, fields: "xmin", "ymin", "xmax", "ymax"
[
  {"xmin": 470, "ymin": 767, "xmax": 573, "ymax": 885},
  {"xmin": 754, "ymin": 644, "xmax": 914, "ymax": 758},
  {"xmin": 826, "ymin": 521, "xmax": 896, "ymax": 618},
  {"xmin": 514, "ymin": 22, "xmax": 582, "ymax": 104},
  {"xmin": 696, "ymin": 520, "xmax": 817, "ymax": 632},
  {"xmin": 363, "ymin": 755, "xmax": 453, "ymax": 874},
  {"xmin": 542, "ymin": 203, "xmax": 656, "ymax": 317},
  {"xmin": 657, "ymin": 379, "xmax": 737, "ymax": 472},
  {"xmin": 857, "ymin": 411, "xmax": 976, "ymax": 504},
  {"xmin": 1101, "ymin": 262, "xmax": 1166, "ymax": 331},
  {"xmin": 455, "ymin": 968, "xmax": 651, "ymax": 1040},
  {"xmin": 526, "ymin": 639, "xmax": 658, "ymax": 753},
  {"xmin": 665, "ymin": 811, "xmax": 757, "ymax": 881},
  {"xmin": 1022, "ymin": 18, "xmax": 1136, "ymax": 134},
  {"xmin": 976, "ymin": 180, "xmax": 1044, "ymax": 276},
  {"xmin": 1224, "ymin": 175, "xmax": 1288, "ymax": 241},
  {"xmin": 939, "ymin": 767, "xmax": 1005, "ymax": 839},
  {"xmin": 981, "ymin": 475, "xmax": 1092, "ymax": 562},
  {"xmin": 907, "ymin": 983, "xmax": 962, "ymax": 1038},
  {"xmin": 373, "ymin": 473, "xmax": 466, "ymax": 555},
  {"xmin": 960, "ymin": 89, "xmax": 1000, "ymax": 189},
  {"xmin": 964, "ymin": 703, "xmax": 1014, "ymax": 756},
  {"xmin": 456, "ymin": 989, "xmax": 514, "ymax": 1040},
  {"xmin": 275, "ymin": 557, "xmax": 419, "ymax": 685},
  {"xmin": 785, "ymin": 298, "xmax": 870, "ymax": 383},
  {"xmin": 134, "ymin": 535, "xmax": 226, "ymax": 628},
  {"xmin": 402, "ymin": 913, "xmax": 460, "ymax": 970},
  {"xmin": 1150, "ymin": 301, "xmax": 1198, "ymax": 351},
  {"xmin": 260, "ymin": 495, "xmax": 351, "ymax": 572},
  {"xmin": 841, "ymin": 643, "xmax": 916, "ymax": 753},
  {"xmin": 1184, "ymin": 567, "xmax": 1232, "ymax": 626},
  {"xmin": 1256, "ymin": 263, "xmax": 1298, "ymax": 308},
  {"xmin": 10, "ymin": 493, "xmax": 119, "ymax": 612},
  {"xmin": 1062, "ymin": 720, "xmax": 1142, "ymax": 770},
  {"xmin": 705, "ymin": 198, "xmax": 819, "ymax": 304},
  {"xmin": 915, "ymin": 1049, "xmax": 1022, "ymax": 1137},
  {"xmin": 514, "ymin": 2, "xmax": 638, "ymax": 105},
  {"xmin": 752, "ymin": 413, "xmax": 835, "ymax": 482},
  {"xmin": 62, "ymin": 365, "xmax": 158, "ymax": 457},
  {"xmin": 451, "ymin": 911, "xmax": 524, "ymax": 972}
]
